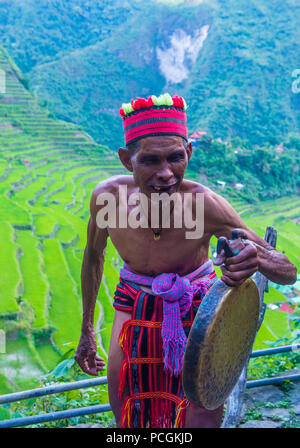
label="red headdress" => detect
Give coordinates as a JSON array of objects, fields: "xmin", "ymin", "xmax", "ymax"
[{"xmin": 120, "ymin": 93, "xmax": 188, "ymax": 146}]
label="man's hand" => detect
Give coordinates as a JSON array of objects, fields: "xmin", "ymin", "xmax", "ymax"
[
  {"xmin": 214, "ymin": 236, "xmax": 259, "ymax": 287},
  {"xmin": 75, "ymin": 328, "xmax": 106, "ymax": 376}
]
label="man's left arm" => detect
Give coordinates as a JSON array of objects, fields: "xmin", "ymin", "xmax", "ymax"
[{"xmin": 205, "ymin": 191, "xmax": 297, "ymax": 286}]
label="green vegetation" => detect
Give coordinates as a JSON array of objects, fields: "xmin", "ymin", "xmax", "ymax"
[
  {"xmin": 16, "ymin": 231, "xmax": 49, "ymax": 329},
  {"xmin": 3, "ymin": 357, "xmax": 115, "ymax": 428},
  {"xmin": 187, "ymin": 134, "xmax": 300, "ymax": 201}
]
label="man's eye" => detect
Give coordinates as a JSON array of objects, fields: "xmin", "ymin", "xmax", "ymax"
[
  {"xmin": 169, "ymin": 154, "xmax": 184, "ymax": 162},
  {"xmin": 141, "ymin": 158, "xmax": 158, "ymax": 164}
]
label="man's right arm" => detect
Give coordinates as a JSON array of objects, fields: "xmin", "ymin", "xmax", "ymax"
[{"xmin": 75, "ymin": 184, "xmax": 109, "ymax": 376}]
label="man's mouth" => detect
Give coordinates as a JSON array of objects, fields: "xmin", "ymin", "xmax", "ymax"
[{"xmin": 152, "ymin": 183, "xmax": 178, "ymax": 192}]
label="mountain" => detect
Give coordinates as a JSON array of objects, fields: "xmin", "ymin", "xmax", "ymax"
[{"xmin": 0, "ymin": 0, "xmax": 299, "ymax": 150}]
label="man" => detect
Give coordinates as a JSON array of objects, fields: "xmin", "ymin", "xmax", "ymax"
[{"xmin": 75, "ymin": 93, "xmax": 297, "ymax": 428}]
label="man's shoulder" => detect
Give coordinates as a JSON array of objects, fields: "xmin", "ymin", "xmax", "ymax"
[
  {"xmin": 183, "ymin": 180, "xmax": 222, "ymax": 203},
  {"xmin": 89, "ymin": 175, "xmax": 135, "ymax": 215},
  {"xmin": 91, "ymin": 175, "xmax": 134, "ymax": 198},
  {"xmin": 183, "ymin": 181, "xmax": 232, "ymax": 221}
]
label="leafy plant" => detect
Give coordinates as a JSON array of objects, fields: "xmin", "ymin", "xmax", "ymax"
[
  {"xmin": 248, "ymin": 331, "xmax": 300, "ymax": 380},
  {"xmin": 4, "ymin": 349, "xmax": 114, "ymax": 428}
]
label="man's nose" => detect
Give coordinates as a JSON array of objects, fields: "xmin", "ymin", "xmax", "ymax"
[{"xmin": 156, "ymin": 164, "xmax": 173, "ymax": 182}]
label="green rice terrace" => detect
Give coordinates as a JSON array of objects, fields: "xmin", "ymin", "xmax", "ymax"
[
  {"xmin": 0, "ymin": 45, "xmax": 299, "ymax": 417},
  {"xmin": 0, "ymin": 46, "xmax": 125, "ymax": 398}
]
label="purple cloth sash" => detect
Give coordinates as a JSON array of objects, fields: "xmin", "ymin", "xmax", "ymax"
[{"xmin": 119, "ymin": 260, "xmax": 215, "ymax": 376}]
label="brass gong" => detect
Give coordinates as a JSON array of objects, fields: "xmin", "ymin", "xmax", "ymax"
[{"xmin": 182, "ymin": 278, "xmax": 260, "ymax": 410}]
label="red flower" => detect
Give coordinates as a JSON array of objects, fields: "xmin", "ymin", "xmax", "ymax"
[
  {"xmin": 147, "ymin": 96, "xmax": 154, "ymax": 107},
  {"xmin": 119, "ymin": 107, "xmax": 125, "ymax": 118},
  {"xmin": 172, "ymin": 95, "xmax": 184, "ymax": 108},
  {"xmin": 133, "ymin": 97, "xmax": 148, "ymax": 110}
]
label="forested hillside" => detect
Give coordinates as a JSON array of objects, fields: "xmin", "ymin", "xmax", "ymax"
[
  {"xmin": 187, "ymin": 134, "xmax": 300, "ymax": 201},
  {"xmin": 0, "ymin": 0, "xmax": 299, "ymax": 152}
]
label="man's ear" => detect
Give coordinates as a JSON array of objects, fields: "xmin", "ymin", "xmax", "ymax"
[
  {"xmin": 118, "ymin": 147, "xmax": 133, "ymax": 172},
  {"xmin": 186, "ymin": 141, "xmax": 193, "ymax": 161}
]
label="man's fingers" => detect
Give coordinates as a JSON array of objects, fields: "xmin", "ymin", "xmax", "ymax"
[
  {"xmin": 224, "ymin": 242, "xmax": 257, "ymax": 265},
  {"xmin": 96, "ymin": 364, "xmax": 106, "ymax": 372},
  {"xmin": 75, "ymin": 350, "xmax": 101, "ymax": 376},
  {"xmin": 220, "ymin": 265, "xmax": 258, "ymax": 286},
  {"xmin": 215, "ymin": 240, "xmax": 257, "ymax": 267},
  {"xmin": 224, "ymin": 257, "xmax": 258, "ymax": 272},
  {"xmin": 221, "ymin": 264, "xmax": 258, "ymax": 279},
  {"xmin": 87, "ymin": 350, "xmax": 98, "ymax": 375},
  {"xmin": 221, "ymin": 275, "xmax": 245, "ymax": 287},
  {"xmin": 96, "ymin": 359, "xmax": 106, "ymax": 366},
  {"xmin": 75, "ymin": 356, "xmax": 92, "ymax": 375},
  {"xmin": 95, "ymin": 355, "xmax": 106, "ymax": 371}
]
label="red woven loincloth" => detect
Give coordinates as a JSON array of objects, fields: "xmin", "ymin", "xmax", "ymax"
[{"xmin": 113, "ymin": 271, "xmax": 216, "ymax": 428}]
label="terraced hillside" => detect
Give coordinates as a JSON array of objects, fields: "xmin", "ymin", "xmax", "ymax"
[
  {"xmin": 0, "ymin": 46, "xmax": 298, "ymax": 396},
  {"xmin": 0, "ymin": 46, "xmax": 126, "ymax": 394}
]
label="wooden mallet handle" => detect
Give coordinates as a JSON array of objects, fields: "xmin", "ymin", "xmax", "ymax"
[{"xmin": 217, "ymin": 229, "xmax": 248, "ymax": 258}]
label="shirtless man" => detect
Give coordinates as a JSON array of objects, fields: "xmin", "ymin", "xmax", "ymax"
[{"xmin": 75, "ymin": 94, "xmax": 297, "ymax": 428}]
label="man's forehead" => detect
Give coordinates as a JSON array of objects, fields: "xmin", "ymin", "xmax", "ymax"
[{"xmin": 137, "ymin": 135, "xmax": 185, "ymax": 154}]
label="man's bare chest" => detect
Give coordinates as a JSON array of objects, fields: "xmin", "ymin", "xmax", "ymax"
[{"xmin": 107, "ymin": 225, "xmax": 210, "ymax": 277}]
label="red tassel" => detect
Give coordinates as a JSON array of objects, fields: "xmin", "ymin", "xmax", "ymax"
[
  {"xmin": 118, "ymin": 360, "xmax": 128, "ymax": 400},
  {"xmin": 120, "ymin": 396, "xmax": 134, "ymax": 428},
  {"xmin": 119, "ymin": 320, "xmax": 130, "ymax": 353},
  {"xmin": 174, "ymin": 398, "xmax": 189, "ymax": 428}
]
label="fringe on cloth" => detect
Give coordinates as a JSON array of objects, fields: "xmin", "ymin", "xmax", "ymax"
[
  {"xmin": 118, "ymin": 318, "xmax": 192, "ymax": 428},
  {"xmin": 121, "ymin": 393, "xmax": 190, "ymax": 429}
]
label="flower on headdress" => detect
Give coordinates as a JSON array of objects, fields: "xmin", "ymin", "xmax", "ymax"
[
  {"xmin": 147, "ymin": 96, "xmax": 154, "ymax": 107},
  {"xmin": 160, "ymin": 93, "xmax": 173, "ymax": 106},
  {"xmin": 133, "ymin": 97, "xmax": 149, "ymax": 110},
  {"xmin": 172, "ymin": 95, "xmax": 184, "ymax": 108},
  {"xmin": 121, "ymin": 102, "xmax": 134, "ymax": 116}
]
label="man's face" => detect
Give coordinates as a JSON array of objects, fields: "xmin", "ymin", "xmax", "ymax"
[{"xmin": 130, "ymin": 135, "xmax": 192, "ymax": 197}]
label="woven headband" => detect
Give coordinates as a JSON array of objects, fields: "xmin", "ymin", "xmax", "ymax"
[{"xmin": 120, "ymin": 93, "xmax": 188, "ymax": 146}]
